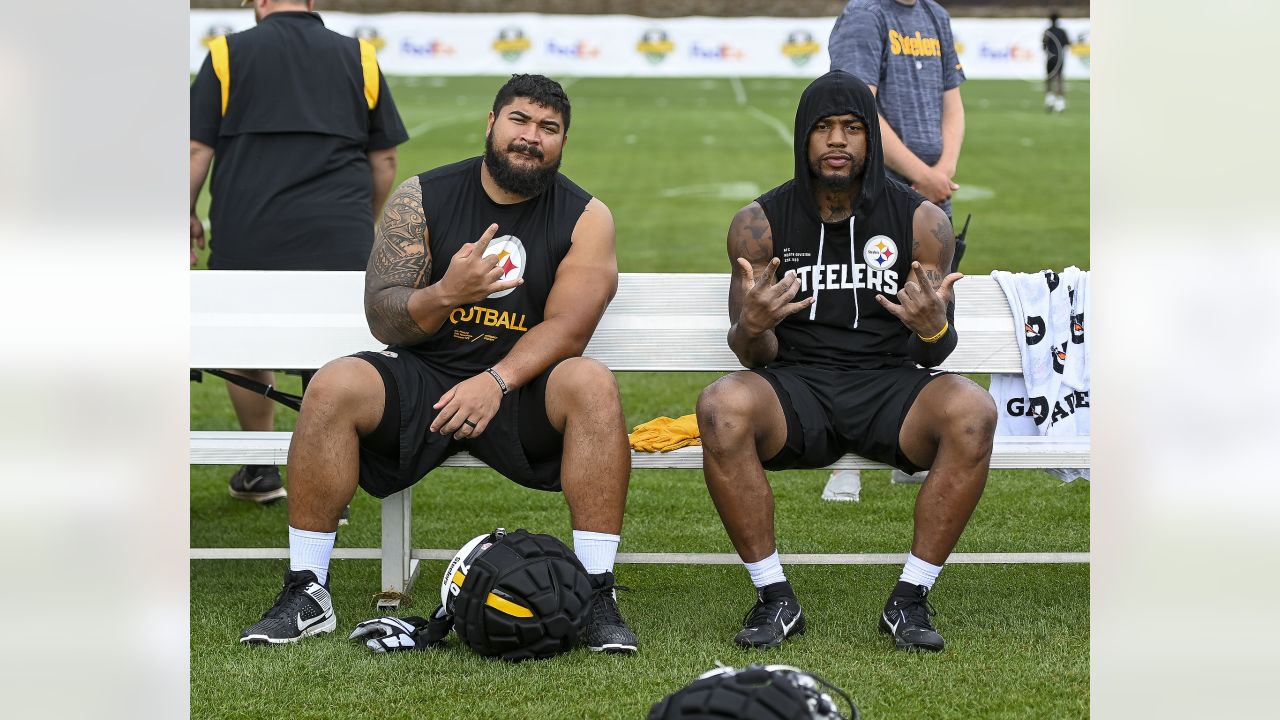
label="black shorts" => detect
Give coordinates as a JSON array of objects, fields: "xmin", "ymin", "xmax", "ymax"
[
  {"xmin": 352, "ymin": 349, "xmax": 564, "ymax": 499},
  {"xmin": 751, "ymin": 363, "xmax": 947, "ymax": 474}
]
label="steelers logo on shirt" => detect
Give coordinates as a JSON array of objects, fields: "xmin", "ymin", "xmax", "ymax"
[
  {"xmin": 482, "ymin": 235, "xmax": 527, "ymax": 299},
  {"xmin": 863, "ymin": 235, "xmax": 899, "ymax": 269}
]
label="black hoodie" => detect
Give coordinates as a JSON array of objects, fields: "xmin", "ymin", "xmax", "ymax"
[{"xmin": 756, "ymin": 70, "xmax": 926, "ymax": 371}]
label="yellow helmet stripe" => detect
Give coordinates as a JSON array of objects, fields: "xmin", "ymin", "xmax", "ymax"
[
  {"xmin": 452, "ymin": 570, "xmax": 465, "ymax": 587},
  {"xmin": 484, "ymin": 592, "xmax": 533, "ymax": 618},
  {"xmin": 209, "ymin": 35, "xmax": 231, "ymax": 116},
  {"xmin": 358, "ymin": 38, "xmax": 380, "ymax": 110}
]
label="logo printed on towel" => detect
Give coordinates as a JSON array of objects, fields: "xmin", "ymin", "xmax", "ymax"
[
  {"xmin": 1043, "ymin": 271, "xmax": 1060, "ymax": 292},
  {"xmin": 1052, "ymin": 341, "xmax": 1068, "ymax": 374},
  {"xmin": 863, "ymin": 235, "xmax": 898, "ymax": 269},
  {"xmin": 482, "ymin": 235, "xmax": 526, "ymax": 299},
  {"xmin": 1024, "ymin": 315, "xmax": 1046, "ymax": 345},
  {"xmin": 1071, "ymin": 312, "xmax": 1085, "ymax": 344}
]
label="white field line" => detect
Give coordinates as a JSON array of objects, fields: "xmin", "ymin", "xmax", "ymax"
[
  {"xmin": 745, "ymin": 105, "xmax": 792, "ymax": 147},
  {"xmin": 729, "ymin": 76, "xmax": 747, "ymax": 105},
  {"xmin": 406, "ymin": 112, "xmax": 482, "ymax": 140}
]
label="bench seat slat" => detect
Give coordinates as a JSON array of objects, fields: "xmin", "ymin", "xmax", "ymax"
[{"xmin": 190, "ymin": 431, "xmax": 1089, "ymax": 470}]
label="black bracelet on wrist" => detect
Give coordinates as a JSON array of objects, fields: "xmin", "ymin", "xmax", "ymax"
[{"xmin": 486, "ymin": 368, "xmax": 509, "ymax": 396}]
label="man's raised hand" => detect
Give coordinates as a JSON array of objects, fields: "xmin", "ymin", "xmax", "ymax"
[
  {"xmin": 875, "ymin": 261, "xmax": 962, "ymax": 337},
  {"xmin": 735, "ymin": 257, "xmax": 814, "ymax": 336},
  {"xmin": 437, "ymin": 223, "xmax": 523, "ymax": 305}
]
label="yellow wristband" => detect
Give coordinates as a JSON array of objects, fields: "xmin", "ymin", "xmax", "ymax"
[{"xmin": 917, "ymin": 320, "xmax": 950, "ymax": 344}]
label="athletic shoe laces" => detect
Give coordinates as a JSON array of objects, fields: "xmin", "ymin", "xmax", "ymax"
[
  {"xmin": 895, "ymin": 594, "xmax": 937, "ymax": 630},
  {"xmin": 590, "ymin": 579, "xmax": 630, "ymax": 627},
  {"xmin": 260, "ymin": 574, "xmax": 316, "ymax": 621},
  {"xmin": 742, "ymin": 594, "xmax": 794, "ymax": 628}
]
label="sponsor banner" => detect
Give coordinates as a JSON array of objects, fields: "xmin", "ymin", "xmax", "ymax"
[{"xmin": 191, "ymin": 12, "xmax": 1089, "ymax": 80}]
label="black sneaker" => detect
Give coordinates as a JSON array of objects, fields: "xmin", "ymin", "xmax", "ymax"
[
  {"xmin": 583, "ymin": 571, "xmax": 638, "ymax": 654},
  {"xmin": 240, "ymin": 569, "xmax": 336, "ymax": 645},
  {"xmin": 228, "ymin": 465, "xmax": 287, "ymax": 504},
  {"xmin": 734, "ymin": 581, "xmax": 805, "ymax": 649},
  {"xmin": 879, "ymin": 580, "xmax": 945, "ymax": 652}
]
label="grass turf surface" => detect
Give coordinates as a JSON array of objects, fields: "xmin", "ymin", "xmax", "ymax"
[{"xmin": 191, "ymin": 76, "xmax": 1089, "ymax": 719}]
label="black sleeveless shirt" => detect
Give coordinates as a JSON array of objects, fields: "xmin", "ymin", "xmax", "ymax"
[
  {"xmin": 759, "ymin": 176, "xmax": 923, "ymax": 370},
  {"xmin": 757, "ymin": 70, "xmax": 926, "ymax": 371},
  {"xmin": 407, "ymin": 157, "xmax": 592, "ymax": 375}
]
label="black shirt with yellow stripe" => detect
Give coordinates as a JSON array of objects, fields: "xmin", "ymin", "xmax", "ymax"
[{"xmin": 191, "ymin": 11, "xmax": 408, "ymax": 270}]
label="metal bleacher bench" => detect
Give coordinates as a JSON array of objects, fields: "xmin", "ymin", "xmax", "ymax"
[{"xmin": 191, "ymin": 271, "xmax": 1089, "ymax": 607}]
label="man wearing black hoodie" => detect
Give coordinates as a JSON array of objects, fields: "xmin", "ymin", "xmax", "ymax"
[{"xmin": 695, "ymin": 71, "xmax": 996, "ymax": 653}]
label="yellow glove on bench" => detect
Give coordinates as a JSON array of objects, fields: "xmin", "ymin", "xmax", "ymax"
[{"xmin": 628, "ymin": 414, "xmax": 701, "ymax": 452}]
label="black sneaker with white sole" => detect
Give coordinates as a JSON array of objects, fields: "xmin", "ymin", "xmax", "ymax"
[
  {"xmin": 879, "ymin": 580, "xmax": 945, "ymax": 652},
  {"xmin": 240, "ymin": 569, "xmax": 336, "ymax": 645},
  {"xmin": 582, "ymin": 572, "xmax": 638, "ymax": 654},
  {"xmin": 734, "ymin": 581, "xmax": 805, "ymax": 649},
  {"xmin": 228, "ymin": 465, "xmax": 287, "ymax": 504}
]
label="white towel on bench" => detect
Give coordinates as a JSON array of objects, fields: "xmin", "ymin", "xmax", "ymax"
[{"xmin": 989, "ymin": 267, "xmax": 1090, "ymax": 482}]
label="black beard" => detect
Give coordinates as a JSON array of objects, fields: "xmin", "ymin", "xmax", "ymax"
[
  {"xmin": 808, "ymin": 156, "xmax": 862, "ymax": 191},
  {"xmin": 484, "ymin": 132, "xmax": 561, "ymax": 198}
]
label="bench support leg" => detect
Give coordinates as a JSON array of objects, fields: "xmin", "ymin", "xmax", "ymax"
[{"xmin": 377, "ymin": 488, "xmax": 417, "ymax": 610}]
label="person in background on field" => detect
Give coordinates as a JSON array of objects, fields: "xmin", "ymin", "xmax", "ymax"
[
  {"xmin": 1043, "ymin": 11, "xmax": 1072, "ymax": 113},
  {"xmin": 190, "ymin": 0, "xmax": 408, "ymax": 504},
  {"xmin": 829, "ymin": 0, "xmax": 967, "ymax": 486},
  {"xmin": 828, "ymin": 0, "xmax": 965, "ymax": 222}
]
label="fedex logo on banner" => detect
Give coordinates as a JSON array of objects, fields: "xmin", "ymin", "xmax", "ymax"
[
  {"xmin": 546, "ymin": 40, "xmax": 600, "ymax": 59},
  {"xmin": 977, "ymin": 42, "xmax": 1035, "ymax": 63},
  {"xmin": 401, "ymin": 38, "xmax": 455, "ymax": 57},
  {"xmin": 690, "ymin": 43, "xmax": 745, "ymax": 61}
]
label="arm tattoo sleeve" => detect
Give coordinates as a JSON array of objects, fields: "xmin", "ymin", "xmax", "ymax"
[
  {"xmin": 365, "ymin": 179, "xmax": 433, "ymax": 344},
  {"xmin": 931, "ymin": 217, "xmax": 956, "ymax": 285},
  {"xmin": 733, "ymin": 204, "xmax": 773, "ymax": 264}
]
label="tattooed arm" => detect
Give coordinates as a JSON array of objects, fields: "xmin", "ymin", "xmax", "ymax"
[
  {"xmin": 725, "ymin": 202, "xmax": 812, "ymax": 368},
  {"xmin": 363, "ymin": 176, "xmax": 443, "ymax": 345},
  {"xmin": 886, "ymin": 201, "xmax": 962, "ymax": 367},
  {"xmin": 364, "ymin": 177, "xmax": 521, "ymax": 346}
]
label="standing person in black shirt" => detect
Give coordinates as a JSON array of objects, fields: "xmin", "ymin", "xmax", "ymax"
[
  {"xmin": 696, "ymin": 71, "xmax": 995, "ymax": 653},
  {"xmin": 239, "ymin": 75, "xmax": 638, "ymax": 655},
  {"xmin": 1043, "ymin": 11, "xmax": 1072, "ymax": 113},
  {"xmin": 190, "ymin": 0, "xmax": 408, "ymax": 504}
]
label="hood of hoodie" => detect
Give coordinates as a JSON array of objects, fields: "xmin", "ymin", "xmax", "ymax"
[{"xmin": 791, "ymin": 70, "xmax": 886, "ymax": 221}]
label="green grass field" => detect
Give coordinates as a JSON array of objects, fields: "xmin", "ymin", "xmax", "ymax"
[{"xmin": 191, "ymin": 76, "xmax": 1089, "ymax": 719}]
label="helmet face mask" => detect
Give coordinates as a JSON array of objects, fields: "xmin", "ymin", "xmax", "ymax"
[
  {"xmin": 650, "ymin": 663, "xmax": 859, "ymax": 720},
  {"xmin": 440, "ymin": 529, "xmax": 504, "ymax": 615},
  {"xmin": 438, "ymin": 528, "xmax": 593, "ymax": 662}
]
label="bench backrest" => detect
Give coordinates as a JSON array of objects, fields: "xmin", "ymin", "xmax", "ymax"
[{"xmin": 191, "ymin": 271, "xmax": 1022, "ymax": 374}]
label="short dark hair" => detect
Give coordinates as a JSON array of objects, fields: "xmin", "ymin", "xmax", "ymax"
[{"xmin": 491, "ymin": 74, "xmax": 571, "ymax": 135}]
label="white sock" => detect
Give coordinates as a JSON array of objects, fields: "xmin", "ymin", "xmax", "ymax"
[
  {"xmin": 899, "ymin": 552, "xmax": 943, "ymax": 589},
  {"xmin": 744, "ymin": 550, "xmax": 787, "ymax": 588},
  {"xmin": 289, "ymin": 526, "xmax": 336, "ymax": 584},
  {"xmin": 573, "ymin": 530, "xmax": 620, "ymax": 575}
]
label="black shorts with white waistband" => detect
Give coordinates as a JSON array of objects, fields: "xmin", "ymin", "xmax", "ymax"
[
  {"xmin": 351, "ymin": 349, "xmax": 564, "ymax": 499},
  {"xmin": 750, "ymin": 362, "xmax": 948, "ymax": 474}
]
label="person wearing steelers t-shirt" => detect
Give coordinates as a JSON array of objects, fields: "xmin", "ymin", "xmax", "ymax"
[
  {"xmin": 696, "ymin": 71, "xmax": 996, "ymax": 653},
  {"xmin": 239, "ymin": 75, "xmax": 638, "ymax": 655}
]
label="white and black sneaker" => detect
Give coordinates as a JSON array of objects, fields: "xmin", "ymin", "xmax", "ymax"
[
  {"xmin": 879, "ymin": 580, "xmax": 945, "ymax": 652},
  {"xmin": 228, "ymin": 465, "xmax": 287, "ymax": 504},
  {"xmin": 240, "ymin": 569, "xmax": 336, "ymax": 645},
  {"xmin": 582, "ymin": 572, "xmax": 638, "ymax": 654},
  {"xmin": 734, "ymin": 581, "xmax": 805, "ymax": 649}
]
